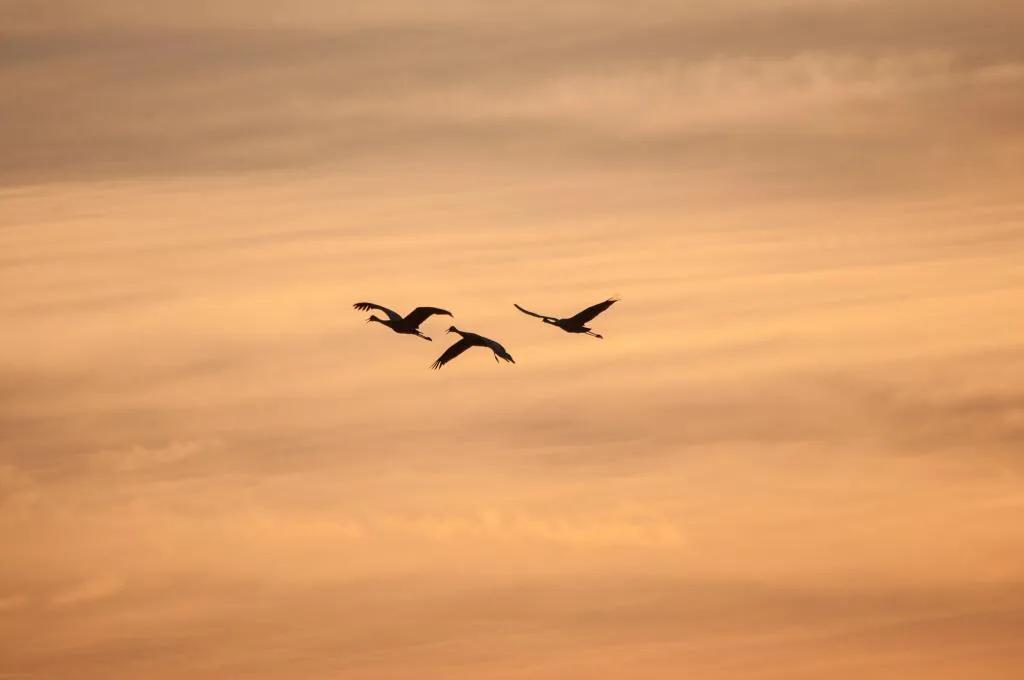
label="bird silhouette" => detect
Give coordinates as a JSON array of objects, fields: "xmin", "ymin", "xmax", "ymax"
[
  {"xmin": 431, "ymin": 327, "xmax": 515, "ymax": 369},
  {"xmin": 353, "ymin": 302, "xmax": 452, "ymax": 341},
  {"xmin": 514, "ymin": 298, "xmax": 617, "ymax": 338}
]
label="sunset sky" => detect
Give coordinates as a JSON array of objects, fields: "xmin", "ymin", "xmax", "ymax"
[{"xmin": 2, "ymin": 1, "xmax": 1024, "ymax": 677}]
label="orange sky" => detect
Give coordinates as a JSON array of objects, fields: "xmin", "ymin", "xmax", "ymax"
[{"xmin": 2, "ymin": 1, "xmax": 1024, "ymax": 678}]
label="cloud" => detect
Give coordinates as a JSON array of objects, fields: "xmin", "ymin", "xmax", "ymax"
[
  {"xmin": 2, "ymin": 1, "xmax": 1022, "ymax": 190},
  {"xmin": 374, "ymin": 509, "xmax": 684, "ymax": 548},
  {"xmin": 49, "ymin": 576, "xmax": 124, "ymax": 607},
  {"xmin": 0, "ymin": 594, "xmax": 28, "ymax": 612},
  {"xmin": 92, "ymin": 440, "xmax": 217, "ymax": 472},
  {"xmin": 1, "ymin": 2, "xmax": 1024, "ymax": 678}
]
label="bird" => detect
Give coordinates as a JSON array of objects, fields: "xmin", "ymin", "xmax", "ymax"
[
  {"xmin": 431, "ymin": 327, "xmax": 515, "ymax": 370},
  {"xmin": 513, "ymin": 298, "xmax": 617, "ymax": 338},
  {"xmin": 353, "ymin": 301, "xmax": 453, "ymax": 341}
]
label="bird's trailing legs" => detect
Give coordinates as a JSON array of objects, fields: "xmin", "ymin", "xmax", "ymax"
[{"xmin": 513, "ymin": 299, "xmax": 616, "ymax": 339}]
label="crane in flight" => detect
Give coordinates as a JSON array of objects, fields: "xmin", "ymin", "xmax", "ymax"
[
  {"xmin": 353, "ymin": 302, "xmax": 453, "ymax": 341},
  {"xmin": 431, "ymin": 327, "xmax": 515, "ymax": 370},
  {"xmin": 513, "ymin": 298, "xmax": 617, "ymax": 338}
]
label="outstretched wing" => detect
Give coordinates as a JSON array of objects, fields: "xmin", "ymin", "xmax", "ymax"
[
  {"xmin": 403, "ymin": 306, "xmax": 452, "ymax": 329},
  {"xmin": 430, "ymin": 338, "xmax": 473, "ymax": 370},
  {"xmin": 484, "ymin": 337, "xmax": 515, "ymax": 364},
  {"xmin": 353, "ymin": 302, "xmax": 401, "ymax": 322},
  {"xmin": 566, "ymin": 298, "xmax": 617, "ymax": 325},
  {"xmin": 514, "ymin": 303, "xmax": 556, "ymax": 322}
]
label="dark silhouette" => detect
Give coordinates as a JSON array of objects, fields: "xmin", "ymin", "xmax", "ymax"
[
  {"xmin": 513, "ymin": 298, "xmax": 617, "ymax": 338},
  {"xmin": 353, "ymin": 302, "xmax": 452, "ymax": 341},
  {"xmin": 431, "ymin": 327, "xmax": 515, "ymax": 369}
]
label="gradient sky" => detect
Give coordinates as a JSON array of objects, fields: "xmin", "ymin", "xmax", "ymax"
[{"xmin": 2, "ymin": 1, "xmax": 1024, "ymax": 678}]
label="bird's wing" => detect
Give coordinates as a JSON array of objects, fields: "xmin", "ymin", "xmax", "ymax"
[
  {"xmin": 430, "ymin": 338, "xmax": 473, "ymax": 370},
  {"xmin": 484, "ymin": 337, "xmax": 515, "ymax": 364},
  {"xmin": 514, "ymin": 303, "xmax": 556, "ymax": 322},
  {"xmin": 403, "ymin": 306, "xmax": 453, "ymax": 329},
  {"xmin": 353, "ymin": 302, "xmax": 401, "ymax": 322},
  {"xmin": 565, "ymin": 298, "xmax": 617, "ymax": 325}
]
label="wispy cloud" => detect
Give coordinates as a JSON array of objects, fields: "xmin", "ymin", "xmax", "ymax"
[
  {"xmin": 92, "ymin": 440, "xmax": 218, "ymax": 472},
  {"xmin": 1, "ymin": 0, "xmax": 1023, "ymax": 678},
  {"xmin": 2, "ymin": 1, "xmax": 1022, "ymax": 189},
  {"xmin": 49, "ymin": 576, "xmax": 124, "ymax": 608}
]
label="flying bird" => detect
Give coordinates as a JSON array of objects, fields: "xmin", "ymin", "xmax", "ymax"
[
  {"xmin": 431, "ymin": 327, "xmax": 515, "ymax": 370},
  {"xmin": 513, "ymin": 298, "xmax": 618, "ymax": 338},
  {"xmin": 353, "ymin": 302, "xmax": 452, "ymax": 341}
]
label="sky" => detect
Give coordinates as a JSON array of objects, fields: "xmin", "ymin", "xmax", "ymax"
[{"xmin": 2, "ymin": 1, "xmax": 1024, "ymax": 677}]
